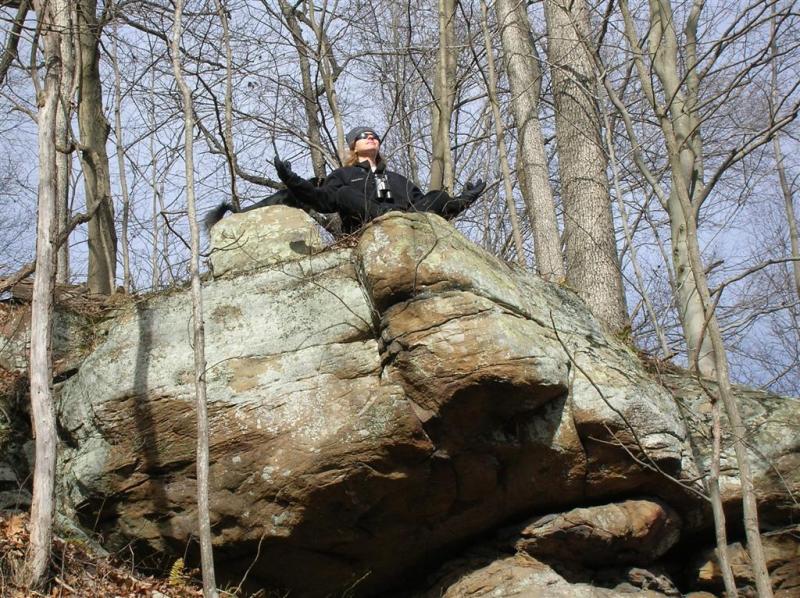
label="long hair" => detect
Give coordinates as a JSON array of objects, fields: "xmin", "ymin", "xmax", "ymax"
[{"xmin": 344, "ymin": 149, "xmax": 385, "ymax": 167}]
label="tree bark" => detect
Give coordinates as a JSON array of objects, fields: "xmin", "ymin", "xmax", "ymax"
[
  {"xmin": 544, "ymin": 0, "xmax": 628, "ymax": 332},
  {"xmin": 171, "ymin": 2, "xmax": 218, "ymax": 596},
  {"xmin": 214, "ymin": 0, "xmax": 240, "ymax": 210},
  {"xmin": 148, "ymin": 68, "xmax": 160, "ymax": 291},
  {"xmin": 304, "ymin": 0, "xmax": 346, "ymax": 162},
  {"xmin": 709, "ymin": 397, "xmax": 738, "ymax": 597},
  {"xmin": 496, "ymin": 0, "xmax": 563, "ymax": 280},
  {"xmin": 480, "ymin": 0, "xmax": 525, "ymax": 266},
  {"xmin": 643, "ymin": 0, "xmax": 716, "ymax": 376},
  {"xmin": 773, "ymin": 138, "xmax": 800, "ymax": 301},
  {"xmin": 23, "ymin": 0, "xmax": 63, "ymax": 589},
  {"xmin": 602, "ymin": 107, "xmax": 670, "ymax": 358},
  {"xmin": 55, "ymin": 1, "xmax": 76, "ymax": 285},
  {"xmin": 77, "ymin": 0, "xmax": 117, "ymax": 294},
  {"xmin": 613, "ymin": 3, "xmax": 782, "ymax": 586},
  {"xmin": 429, "ymin": 0, "xmax": 457, "ymax": 191}
]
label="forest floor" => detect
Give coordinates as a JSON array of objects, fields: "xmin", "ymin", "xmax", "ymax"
[{"xmin": 0, "ymin": 511, "xmax": 204, "ymax": 597}]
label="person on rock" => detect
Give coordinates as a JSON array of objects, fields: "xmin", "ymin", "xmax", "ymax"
[
  {"xmin": 272, "ymin": 126, "xmax": 486, "ymax": 234},
  {"xmin": 204, "ymin": 126, "xmax": 485, "ymax": 235}
]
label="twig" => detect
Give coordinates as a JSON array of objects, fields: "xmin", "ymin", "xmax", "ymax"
[
  {"xmin": 0, "ymin": 199, "xmax": 106, "ymax": 295},
  {"xmin": 230, "ymin": 531, "xmax": 267, "ymax": 596}
]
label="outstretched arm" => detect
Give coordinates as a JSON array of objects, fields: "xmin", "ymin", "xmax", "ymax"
[
  {"xmin": 412, "ymin": 179, "xmax": 486, "ymax": 218},
  {"xmin": 274, "ymin": 157, "xmax": 389, "ymax": 222},
  {"xmin": 274, "ymin": 157, "xmax": 335, "ymax": 212}
]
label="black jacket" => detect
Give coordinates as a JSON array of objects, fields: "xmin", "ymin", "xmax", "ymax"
[{"xmin": 286, "ymin": 161, "xmax": 472, "ymax": 233}]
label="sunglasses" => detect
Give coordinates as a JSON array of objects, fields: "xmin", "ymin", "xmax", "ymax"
[{"xmin": 357, "ymin": 132, "xmax": 379, "ymax": 141}]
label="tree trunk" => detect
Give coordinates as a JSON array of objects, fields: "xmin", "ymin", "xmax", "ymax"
[
  {"xmin": 615, "ymin": 2, "xmax": 773, "ymax": 588},
  {"xmin": 171, "ymin": 2, "xmax": 218, "ymax": 596},
  {"xmin": 648, "ymin": 0, "xmax": 774, "ymax": 580},
  {"xmin": 23, "ymin": 0, "xmax": 63, "ymax": 589},
  {"xmin": 544, "ymin": 0, "xmax": 628, "ymax": 332},
  {"xmin": 669, "ymin": 204, "xmax": 716, "ymax": 373},
  {"xmin": 480, "ymin": 0, "xmax": 525, "ymax": 266},
  {"xmin": 305, "ymin": 0, "xmax": 345, "ymax": 162},
  {"xmin": 667, "ymin": 130, "xmax": 774, "ymax": 597},
  {"xmin": 0, "ymin": 0, "xmax": 30, "ymax": 87},
  {"xmin": 214, "ymin": 0, "xmax": 240, "ymax": 210},
  {"xmin": 77, "ymin": 0, "xmax": 117, "ymax": 294},
  {"xmin": 110, "ymin": 31, "xmax": 132, "ymax": 293},
  {"xmin": 148, "ymin": 69, "xmax": 160, "ymax": 291},
  {"xmin": 279, "ymin": 0, "xmax": 326, "ymax": 178},
  {"xmin": 709, "ymin": 398, "xmax": 738, "ymax": 597},
  {"xmin": 55, "ymin": 1, "xmax": 76, "ymax": 285},
  {"xmin": 645, "ymin": 0, "xmax": 716, "ymax": 376},
  {"xmin": 602, "ymin": 107, "xmax": 671, "ymax": 358},
  {"xmin": 773, "ymin": 137, "xmax": 800, "ymax": 301},
  {"xmin": 496, "ymin": 0, "xmax": 563, "ymax": 280},
  {"xmin": 429, "ymin": 0, "xmax": 457, "ymax": 191}
]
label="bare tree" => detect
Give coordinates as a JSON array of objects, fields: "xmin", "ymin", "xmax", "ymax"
[
  {"xmin": 770, "ymin": 8, "xmax": 800, "ymax": 303},
  {"xmin": 274, "ymin": 0, "xmax": 327, "ymax": 178},
  {"xmin": 213, "ymin": 0, "xmax": 240, "ymax": 210},
  {"xmin": 429, "ymin": 0, "xmax": 457, "ymax": 191},
  {"xmin": 54, "ymin": 1, "xmax": 76, "ymax": 285},
  {"xmin": 602, "ymin": 0, "xmax": 800, "ymax": 592},
  {"xmin": 673, "ymin": 133, "xmax": 774, "ymax": 598},
  {"xmin": 478, "ymin": 0, "xmax": 525, "ymax": 265},
  {"xmin": 0, "ymin": 0, "xmax": 29, "ymax": 87},
  {"xmin": 110, "ymin": 26, "xmax": 132, "ymax": 292},
  {"xmin": 23, "ymin": 0, "xmax": 64, "ymax": 589},
  {"xmin": 544, "ymin": 0, "xmax": 629, "ymax": 333},
  {"xmin": 4, "ymin": 0, "xmax": 796, "ymax": 402},
  {"xmin": 496, "ymin": 0, "xmax": 564, "ymax": 280},
  {"xmin": 171, "ymin": 1, "xmax": 217, "ymax": 595},
  {"xmin": 300, "ymin": 0, "xmax": 347, "ymax": 160},
  {"xmin": 630, "ymin": 0, "xmax": 717, "ymax": 375},
  {"xmin": 602, "ymin": 107, "xmax": 671, "ymax": 359},
  {"xmin": 77, "ymin": 0, "xmax": 117, "ymax": 294}
]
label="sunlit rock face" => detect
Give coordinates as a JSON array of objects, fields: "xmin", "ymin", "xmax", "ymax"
[
  {"xmin": 53, "ymin": 209, "xmax": 797, "ymax": 596},
  {"xmin": 208, "ymin": 204, "xmax": 325, "ymax": 276}
]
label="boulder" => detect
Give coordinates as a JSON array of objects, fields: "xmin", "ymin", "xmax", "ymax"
[
  {"xmin": 692, "ymin": 526, "xmax": 800, "ymax": 595},
  {"xmin": 515, "ymin": 499, "xmax": 681, "ymax": 566},
  {"xmin": 50, "ymin": 210, "xmax": 797, "ymax": 596},
  {"xmin": 661, "ymin": 373, "xmax": 800, "ymax": 527},
  {"xmin": 209, "ymin": 204, "xmax": 325, "ymax": 276},
  {"xmin": 422, "ymin": 554, "xmax": 673, "ymax": 597}
]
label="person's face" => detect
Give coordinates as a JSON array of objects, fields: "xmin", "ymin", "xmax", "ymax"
[{"xmin": 354, "ymin": 132, "xmax": 380, "ymax": 154}]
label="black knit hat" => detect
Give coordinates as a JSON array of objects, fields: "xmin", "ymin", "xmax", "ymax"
[{"xmin": 346, "ymin": 126, "xmax": 381, "ymax": 148}]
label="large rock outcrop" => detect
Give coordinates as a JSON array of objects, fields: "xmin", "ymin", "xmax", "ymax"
[{"xmin": 43, "ymin": 207, "xmax": 800, "ymax": 596}]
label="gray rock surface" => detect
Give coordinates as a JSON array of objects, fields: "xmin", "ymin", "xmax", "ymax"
[
  {"xmin": 661, "ymin": 373, "xmax": 800, "ymax": 526},
  {"xmin": 209, "ymin": 204, "xmax": 325, "ymax": 276},
  {"xmin": 43, "ymin": 209, "xmax": 798, "ymax": 596}
]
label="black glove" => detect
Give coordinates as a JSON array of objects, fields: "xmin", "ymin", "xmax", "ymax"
[
  {"xmin": 273, "ymin": 156, "xmax": 305, "ymax": 188},
  {"xmin": 460, "ymin": 179, "xmax": 485, "ymax": 204}
]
